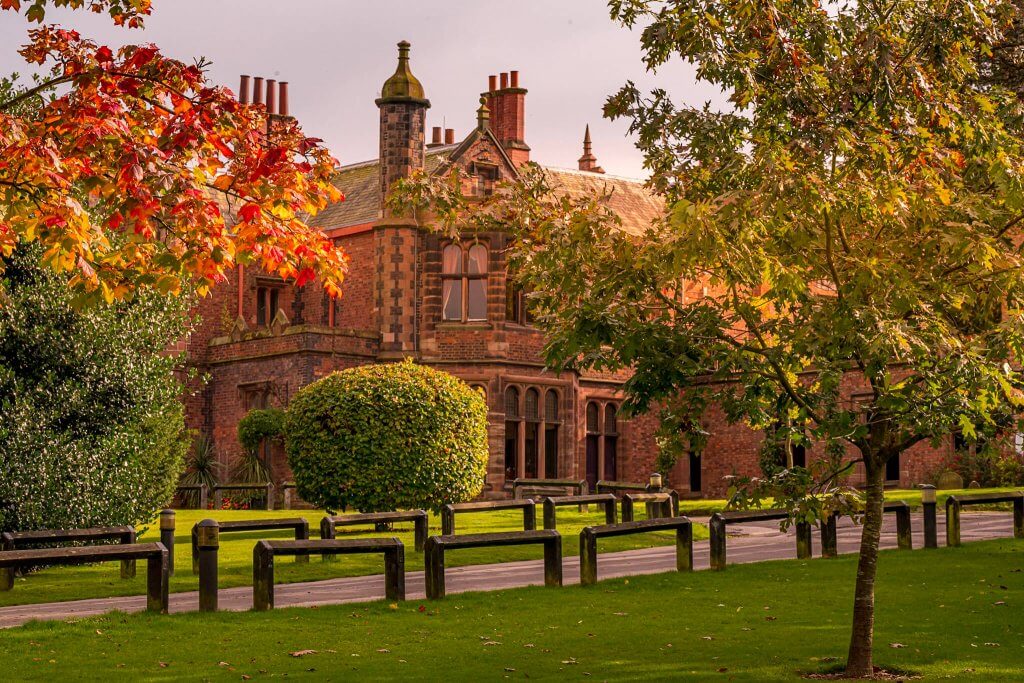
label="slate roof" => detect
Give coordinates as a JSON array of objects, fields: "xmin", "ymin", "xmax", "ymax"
[{"xmin": 309, "ymin": 149, "xmax": 663, "ymax": 236}]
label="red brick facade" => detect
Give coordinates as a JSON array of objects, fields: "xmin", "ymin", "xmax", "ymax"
[{"xmin": 183, "ymin": 44, "xmax": 949, "ymax": 501}]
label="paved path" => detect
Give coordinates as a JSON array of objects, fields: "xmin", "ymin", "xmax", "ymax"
[{"xmin": 0, "ymin": 512, "xmax": 1015, "ymax": 629}]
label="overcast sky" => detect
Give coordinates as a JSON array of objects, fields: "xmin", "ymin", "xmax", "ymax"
[{"xmin": 0, "ymin": 1, "xmax": 723, "ymax": 178}]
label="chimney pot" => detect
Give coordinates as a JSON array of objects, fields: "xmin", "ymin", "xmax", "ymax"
[
  {"xmin": 278, "ymin": 82, "xmax": 289, "ymax": 116},
  {"xmin": 432, "ymin": 126, "xmax": 442, "ymax": 144},
  {"xmin": 266, "ymin": 79, "xmax": 277, "ymax": 115},
  {"xmin": 239, "ymin": 75, "xmax": 251, "ymax": 104},
  {"xmin": 252, "ymin": 76, "xmax": 264, "ymax": 106},
  {"xmin": 500, "ymin": 72, "xmax": 509, "ymax": 89},
  {"xmin": 445, "ymin": 128, "xmax": 455, "ymax": 144},
  {"xmin": 488, "ymin": 74, "xmax": 497, "ymax": 92},
  {"xmin": 510, "ymin": 70, "xmax": 519, "ymax": 88}
]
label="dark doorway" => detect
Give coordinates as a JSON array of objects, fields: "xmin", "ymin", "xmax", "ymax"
[
  {"xmin": 688, "ymin": 451, "xmax": 702, "ymax": 493},
  {"xmin": 885, "ymin": 452, "xmax": 900, "ymax": 482},
  {"xmin": 585, "ymin": 434, "xmax": 599, "ymax": 488}
]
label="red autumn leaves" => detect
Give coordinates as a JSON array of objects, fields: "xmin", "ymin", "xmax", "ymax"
[{"xmin": 1, "ymin": 2, "xmax": 348, "ymax": 302}]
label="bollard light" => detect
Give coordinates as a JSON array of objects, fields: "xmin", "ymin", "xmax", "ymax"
[{"xmin": 920, "ymin": 484, "xmax": 936, "ymax": 505}]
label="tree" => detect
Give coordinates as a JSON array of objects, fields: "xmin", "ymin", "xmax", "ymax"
[
  {"xmin": 0, "ymin": 244, "xmax": 191, "ymax": 531},
  {"xmin": 285, "ymin": 362, "xmax": 489, "ymax": 514},
  {"xmin": 1, "ymin": 0, "xmax": 348, "ymax": 304},
  {"xmin": 392, "ymin": 0, "xmax": 1024, "ymax": 675}
]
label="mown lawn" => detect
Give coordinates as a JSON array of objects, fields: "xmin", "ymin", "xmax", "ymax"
[
  {"xmin": 0, "ymin": 506, "xmax": 708, "ymax": 607},
  {"xmin": 5, "ymin": 539, "xmax": 1022, "ymax": 681}
]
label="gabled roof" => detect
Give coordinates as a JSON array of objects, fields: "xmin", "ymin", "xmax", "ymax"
[
  {"xmin": 311, "ymin": 146, "xmax": 456, "ymax": 230},
  {"xmin": 309, "ymin": 146, "xmax": 663, "ymax": 236}
]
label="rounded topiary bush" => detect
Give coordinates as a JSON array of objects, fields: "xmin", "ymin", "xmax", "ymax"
[
  {"xmin": 238, "ymin": 408, "xmax": 285, "ymax": 453},
  {"xmin": 285, "ymin": 361, "xmax": 489, "ymax": 512}
]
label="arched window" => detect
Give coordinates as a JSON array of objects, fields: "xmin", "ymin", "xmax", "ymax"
[
  {"xmin": 585, "ymin": 402, "xmax": 600, "ymax": 487},
  {"xmin": 504, "ymin": 387, "xmax": 520, "ymax": 481},
  {"xmin": 524, "ymin": 388, "xmax": 540, "ymax": 479},
  {"xmin": 442, "ymin": 243, "xmax": 488, "ymax": 322},
  {"xmin": 584, "ymin": 401, "xmax": 619, "ymax": 487},
  {"xmin": 604, "ymin": 404, "xmax": 619, "ymax": 481},
  {"xmin": 543, "ymin": 390, "xmax": 560, "ymax": 478}
]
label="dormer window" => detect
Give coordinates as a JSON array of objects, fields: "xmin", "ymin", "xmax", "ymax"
[
  {"xmin": 442, "ymin": 243, "xmax": 488, "ymax": 322},
  {"xmin": 471, "ymin": 162, "xmax": 499, "ymax": 197}
]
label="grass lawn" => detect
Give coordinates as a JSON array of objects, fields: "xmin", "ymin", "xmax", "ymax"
[
  {"xmin": 5, "ymin": 539, "xmax": 1022, "ymax": 681},
  {"xmin": 0, "ymin": 506, "xmax": 708, "ymax": 608}
]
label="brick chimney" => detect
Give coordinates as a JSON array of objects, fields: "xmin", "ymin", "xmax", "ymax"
[
  {"xmin": 374, "ymin": 40, "xmax": 430, "ymax": 356},
  {"xmin": 578, "ymin": 125, "xmax": 604, "ymax": 174},
  {"xmin": 483, "ymin": 70, "xmax": 529, "ymax": 166}
]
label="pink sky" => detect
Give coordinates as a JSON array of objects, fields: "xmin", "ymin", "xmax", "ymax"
[{"xmin": 0, "ymin": 1, "xmax": 723, "ymax": 178}]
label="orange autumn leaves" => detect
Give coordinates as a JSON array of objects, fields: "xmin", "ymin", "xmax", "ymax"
[{"xmin": 0, "ymin": 17, "xmax": 348, "ymax": 303}]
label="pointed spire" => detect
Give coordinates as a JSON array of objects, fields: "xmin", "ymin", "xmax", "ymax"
[
  {"xmin": 578, "ymin": 124, "xmax": 604, "ymax": 173},
  {"xmin": 477, "ymin": 96, "xmax": 490, "ymax": 132}
]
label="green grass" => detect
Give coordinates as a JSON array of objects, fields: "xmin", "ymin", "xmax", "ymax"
[
  {"xmin": 5, "ymin": 539, "xmax": 1023, "ymax": 681},
  {"xmin": 0, "ymin": 507, "xmax": 707, "ymax": 607}
]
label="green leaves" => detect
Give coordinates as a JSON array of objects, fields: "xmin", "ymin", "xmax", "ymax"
[{"xmin": 284, "ymin": 361, "xmax": 489, "ymax": 513}]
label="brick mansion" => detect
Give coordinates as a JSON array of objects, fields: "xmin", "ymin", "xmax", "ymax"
[{"xmin": 183, "ymin": 42, "xmax": 952, "ymax": 500}]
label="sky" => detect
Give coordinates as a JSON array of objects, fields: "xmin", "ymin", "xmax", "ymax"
[{"xmin": 0, "ymin": 1, "xmax": 724, "ymax": 179}]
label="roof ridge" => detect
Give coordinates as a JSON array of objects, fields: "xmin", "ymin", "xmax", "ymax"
[
  {"xmin": 539, "ymin": 164, "xmax": 648, "ymax": 185},
  {"xmin": 334, "ymin": 144, "xmax": 457, "ymax": 172}
]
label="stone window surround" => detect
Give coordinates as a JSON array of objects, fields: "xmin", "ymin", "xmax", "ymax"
[
  {"xmin": 440, "ymin": 241, "xmax": 489, "ymax": 323},
  {"xmin": 503, "ymin": 381, "xmax": 565, "ymax": 485},
  {"xmin": 586, "ymin": 398, "xmax": 620, "ymax": 482}
]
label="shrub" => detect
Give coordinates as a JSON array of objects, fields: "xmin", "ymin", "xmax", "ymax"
[
  {"xmin": 178, "ymin": 435, "xmax": 221, "ymax": 507},
  {"xmin": 285, "ymin": 361, "xmax": 489, "ymax": 513},
  {"xmin": 237, "ymin": 408, "xmax": 285, "ymax": 453},
  {"xmin": 0, "ymin": 246, "xmax": 191, "ymax": 532}
]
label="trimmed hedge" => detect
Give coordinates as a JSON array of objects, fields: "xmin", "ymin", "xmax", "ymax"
[{"xmin": 285, "ymin": 361, "xmax": 489, "ymax": 513}]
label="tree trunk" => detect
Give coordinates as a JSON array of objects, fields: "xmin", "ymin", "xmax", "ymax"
[{"xmin": 845, "ymin": 458, "xmax": 886, "ymax": 677}]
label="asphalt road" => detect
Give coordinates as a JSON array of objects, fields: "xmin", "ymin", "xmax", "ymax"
[{"xmin": 0, "ymin": 511, "xmax": 1015, "ymax": 629}]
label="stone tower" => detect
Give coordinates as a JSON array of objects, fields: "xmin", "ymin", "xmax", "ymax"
[{"xmin": 374, "ymin": 40, "xmax": 430, "ymax": 356}]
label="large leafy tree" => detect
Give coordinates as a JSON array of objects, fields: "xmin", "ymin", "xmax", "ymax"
[
  {"xmin": 0, "ymin": 243, "xmax": 191, "ymax": 532},
  {"xmin": 1, "ymin": 0, "xmax": 348, "ymax": 304},
  {"xmin": 394, "ymin": 0, "xmax": 1024, "ymax": 676}
]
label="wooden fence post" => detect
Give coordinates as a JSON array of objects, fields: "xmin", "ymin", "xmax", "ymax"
[
  {"xmin": 120, "ymin": 529, "xmax": 137, "ymax": 579},
  {"xmin": 441, "ymin": 506, "xmax": 455, "ymax": 536},
  {"xmin": 197, "ymin": 519, "xmax": 219, "ymax": 612},
  {"xmin": 579, "ymin": 529, "xmax": 598, "ymax": 586},
  {"xmin": 146, "ymin": 546, "xmax": 170, "ymax": 613},
  {"xmin": 921, "ymin": 485, "xmax": 938, "ymax": 549},
  {"xmin": 424, "ymin": 537, "xmax": 445, "ymax": 599},
  {"xmin": 384, "ymin": 543, "xmax": 406, "ymax": 600},
  {"xmin": 253, "ymin": 541, "xmax": 274, "ymax": 611},
  {"xmin": 709, "ymin": 513, "xmax": 727, "ymax": 570},
  {"xmin": 946, "ymin": 497, "xmax": 962, "ymax": 547},
  {"xmin": 543, "ymin": 534, "xmax": 562, "ymax": 587},
  {"xmin": 676, "ymin": 523, "xmax": 693, "ymax": 572},
  {"xmin": 894, "ymin": 505, "xmax": 913, "ymax": 550},
  {"xmin": 1014, "ymin": 496, "xmax": 1024, "ymax": 539},
  {"xmin": 160, "ymin": 509, "xmax": 176, "ymax": 576}
]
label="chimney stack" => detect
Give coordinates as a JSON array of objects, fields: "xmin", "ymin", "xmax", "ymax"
[
  {"xmin": 239, "ymin": 75, "xmax": 251, "ymax": 104},
  {"xmin": 482, "ymin": 68, "xmax": 529, "ymax": 166},
  {"xmin": 252, "ymin": 76, "xmax": 264, "ymax": 106},
  {"xmin": 428, "ymin": 126, "xmax": 444, "ymax": 148},
  {"xmin": 278, "ymin": 82, "xmax": 289, "ymax": 116},
  {"xmin": 444, "ymin": 128, "xmax": 455, "ymax": 145},
  {"xmin": 266, "ymin": 79, "xmax": 277, "ymax": 114},
  {"xmin": 577, "ymin": 124, "xmax": 605, "ymax": 174}
]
